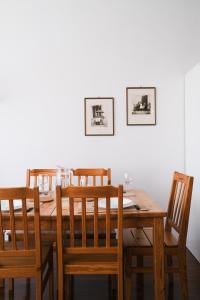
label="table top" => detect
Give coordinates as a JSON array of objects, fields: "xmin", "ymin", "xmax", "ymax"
[
  {"xmin": 1, "ymin": 189, "xmax": 167, "ymax": 232},
  {"xmin": 38, "ymin": 189, "xmax": 167, "ymax": 219}
]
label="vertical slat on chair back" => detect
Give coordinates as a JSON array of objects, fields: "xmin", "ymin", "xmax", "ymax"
[
  {"xmin": 0, "ymin": 187, "xmax": 41, "ymax": 266},
  {"xmin": 70, "ymin": 169, "xmax": 111, "ymax": 187},
  {"xmin": 26, "ymin": 169, "xmax": 57, "ymax": 191},
  {"xmin": 165, "ymin": 172, "xmax": 194, "ymax": 247},
  {"xmin": 56, "ymin": 185, "xmax": 123, "ymax": 254}
]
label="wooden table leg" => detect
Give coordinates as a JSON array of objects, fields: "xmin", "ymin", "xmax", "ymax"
[{"xmin": 153, "ymin": 217, "xmax": 165, "ymax": 300}]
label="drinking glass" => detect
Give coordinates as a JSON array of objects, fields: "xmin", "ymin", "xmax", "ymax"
[
  {"xmin": 56, "ymin": 166, "xmax": 72, "ymax": 187},
  {"xmin": 38, "ymin": 175, "xmax": 49, "ymax": 194},
  {"xmin": 43, "ymin": 175, "xmax": 49, "ymax": 193},
  {"xmin": 56, "ymin": 166, "xmax": 62, "ymax": 186},
  {"xmin": 62, "ymin": 168, "xmax": 71, "ymax": 187},
  {"xmin": 124, "ymin": 172, "xmax": 133, "ymax": 193},
  {"xmin": 80, "ymin": 177, "xmax": 86, "ymax": 186},
  {"xmin": 38, "ymin": 175, "xmax": 43, "ymax": 193}
]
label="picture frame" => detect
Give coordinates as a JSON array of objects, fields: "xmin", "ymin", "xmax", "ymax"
[
  {"xmin": 126, "ymin": 87, "xmax": 156, "ymax": 125},
  {"xmin": 84, "ymin": 97, "xmax": 114, "ymax": 136}
]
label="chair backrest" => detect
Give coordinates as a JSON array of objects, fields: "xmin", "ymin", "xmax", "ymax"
[
  {"xmin": 165, "ymin": 172, "xmax": 194, "ymax": 248},
  {"xmin": 70, "ymin": 168, "xmax": 111, "ymax": 186},
  {"xmin": 0, "ymin": 187, "xmax": 41, "ymax": 269},
  {"xmin": 56, "ymin": 185, "xmax": 123, "ymax": 255},
  {"xmin": 26, "ymin": 169, "xmax": 57, "ymax": 192}
]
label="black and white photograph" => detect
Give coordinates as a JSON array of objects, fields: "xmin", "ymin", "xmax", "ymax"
[
  {"xmin": 84, "ymin": 97, "xmax": 114, "ymax": 136},
  {"xmin": 126, "ymin": 87, "xmax": 156, "ymax": 125}
]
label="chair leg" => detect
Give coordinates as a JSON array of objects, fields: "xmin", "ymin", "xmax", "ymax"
[
  {"xmin": 35, "ymin": 272, "xmax": 42, "ymax": 300},
  {"xmin": 0, "ymin": 284, "xmax": 6, "ymax": 300},
  {"xmin": 179, "ymin": 253, "xmax": 188, "ymax": 300},
  {"xmin": 65, "ymin": 275, "xmax": 73, "ymax": 300},
  {"xmin": 167, "ymin": 255, "xmax": 173, "ymax": 284},
  {"xmin": 125, "ymin": 252, "xmax": 132, "ymax": 300},
  {"xmin": 70, "ymin": 275, "xmax": 74, "ymax": 300},
  {"xmin": 136, "ymin": 256, "xmax": 144, "ymax": 300},
  {"xmin": 49, "ymin": 254, "xmax": 54, "ymax": 300},
  {"xmin": 25, "ymin": 278, "xmax": 31, "ymax": 300},
  {"xmin": 8, "ymin": 278, "xmax": 14, "ymax": 293},
  {"xmin": 8, "ymin": 291, "xmax": 14, "ymax": 300},
  {"xmin": 166, "ymin": 254, "xmax": 174, "ymax": 299},
  {"xmin": 57, "ymin": 264, "xmax": 64, "ymax": 300},
  {"xmin": 118, "ymin": 271, "xmax": 123, "ymax": 300},
  {"xmin": 167, "ymin": 279, "xmax": 174, "ymax": 300},
  {"xmin": 108, "ymin": 275, "xmax": 116, "ymax": 299},
  {"xmin": 125, "ymin": 272, "xmax": 132, "ymax": 300},
  {"xmin": 0, "ymin": 279, "xmax": 4, "ymax": 288},
  {"xmin": 108, "ymin": 275, "xmax": 112, "ymax": 299}
]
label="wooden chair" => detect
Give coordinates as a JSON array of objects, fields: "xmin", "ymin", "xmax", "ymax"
[
  {"xmin": 56, "ymin": 185, "xmax": 123, "ymax": 300},
  {"xmin": 0, "ymin": 187, "xmax": 54, "ymax": 300},
  {"xmin": 26, "ymin": 169, "xmax": 112, "ymax": 244},
  {"xmin": 27, "ymin": 168, "xmax": 111, "ymax": 189},
  {"xmin": 70, "ymin": 168, "xmax": 114, "ymax": 237},
  {"xmin": 26, "ymin": 169, "xmax": 59, "ymax": 244},
  {"xmin": 26, "ymin": 169, "xmax": 57, "ymax": 191},
  {"xmin": 70, "ymin": 168, "xmax": 111, "ymax": 186},
  {"xmin": 124, "ymin": 172, "xmax": 194, "ymax": 300}
]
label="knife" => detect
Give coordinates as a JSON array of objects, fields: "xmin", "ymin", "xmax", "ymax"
[{"xmin": 134, "ymin": 204, "xmax": 148, "ymax": 211}]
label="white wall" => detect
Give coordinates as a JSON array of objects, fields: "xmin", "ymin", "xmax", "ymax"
[
  {"xmin": 1, "ymin": 0, "xmax": 200, "ymax": 209},
  {"xmin": 185, "ymin": 64, "xmax": 200, "ymax": 262}
]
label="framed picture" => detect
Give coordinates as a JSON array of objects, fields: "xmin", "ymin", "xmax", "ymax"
[
  {"xmin": 84, "ymin": 97, "xmax": 114, "ymax": 136},
  {"xmin": 126, "ymin": 87, "xmax": 156, "ymax": 125}
]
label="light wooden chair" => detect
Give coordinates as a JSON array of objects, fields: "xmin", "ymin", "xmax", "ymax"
[
  {"xmin": 70, "ymin": 168, "xmax": 111, "ymax": 186},
  {"xmin": 27, "ymin": 168, "xmax": 111, "ymax": 189},
  {"xmin": 56, "ymin": 185, "xmax": 123, "ymax": 300},
  {"xmin": 0, "ymin": 187, "xmax": 54, "ymax": 300},
  {"xmin": 26, "ymin": 169, "xmax": 112, "ymax": 244},
  {"xmin": 26, "ymin": 169, "xmax": 59, "ymax": 244},
  {"xmin": 124, "ymin": 172, "xmax": 194, "ymax": 300},
  {"xmin": 70, "ymin": 168, "xmax": 113, "ymax": 238},
  {"xmin": 26, "ymin": 169, "xmax": 57, "ymax": 191}
]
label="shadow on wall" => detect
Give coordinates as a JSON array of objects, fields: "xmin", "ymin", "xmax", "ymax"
[{"xmin": 185, "ymin": 62, "xmax": 200, "ymax": 262}]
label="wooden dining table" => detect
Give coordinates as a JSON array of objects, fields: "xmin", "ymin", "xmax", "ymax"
[{"xmin": 2, "ymin": 189, "xmax": 167, "ymax": 300}]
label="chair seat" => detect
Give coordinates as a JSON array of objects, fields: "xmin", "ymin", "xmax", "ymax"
[
  {"xmin": 123, "ymin": 228, "xmax": 178, "ymax": 249},
  {"xmin": 63, "ymin": 253, "xmax": 119, "ymax": 274},
  {"xmin": 62, "ymin": 238, "xmax": 118, "ymax": 250},
  {"xmin": 66, "ymin": 231, "xmax": 117, "ymax": 239},
  {"xmin": 0, "ymin": 241, "xmax": 53, "ymax": 271},
  {"xmin": 143, "ymin": 228, "xmax": 178, "ymax": 248}
]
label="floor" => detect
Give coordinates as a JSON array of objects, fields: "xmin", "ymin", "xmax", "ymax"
[{"xmin": 0, "ymin": 250, "xmax": 199, "ymax": 300}]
